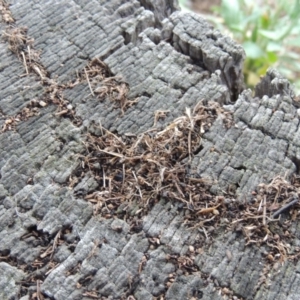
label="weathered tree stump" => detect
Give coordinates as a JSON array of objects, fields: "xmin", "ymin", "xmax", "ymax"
[{"xmin": 1, "ymin": 1, "xmax": 300, "ymax": 299}]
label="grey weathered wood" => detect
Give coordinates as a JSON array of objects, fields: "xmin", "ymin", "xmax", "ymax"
[{"xmin": 1, "ymin": 0, "xmax": 300, "ymax": 299}]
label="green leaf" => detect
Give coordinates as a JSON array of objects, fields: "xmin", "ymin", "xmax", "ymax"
[
  {"xmin": 290, "ymin": 0, "xmax": 300, "ymax": 20},
  {"xmin": 220, "ymin": 0, "xmax": 242, "ymax": 28},
  {"xmin": 211, "ymin": 5, "xmax": 222, "ymax": 14},
  {"xmin": 243, "ymin": 41, "xmax": 264, "ymax": 59},
  {"xmin": 259, "ymin": 24, "xmax": 293, "ymax": 41},
  {"xmin": 293, "ymin": 79, "xmax": 300, "ymax": 95},
  {"xmin": 292, "ymin": 61, "xmax": 300, "ymax": 71},
  {"xmin": 282, "ymin": 51, "xmax": 300, "ymax": 60},
  {"xmin": 212, "ymin": 0, "xmax": 300, "ymax": 91},
  {"xmin": 261, "ymin": 13, "xmax": 270, "ymax": 29},
  {"xmin": 178, "ymin": 0, "xmax": 192, "ymax": 12},
  {"xmin": 241, "ymin": 9, "xmax": 262, "ymax": 31},
  {"xmin": 267, "ymin": 52, "xmax": 278, "ymax": 64},
  {"xmin": 228, "ymin": 24, "xmax": 245, "ymax": 32},
  {"xmin": 266, "ymin": 41, "xmax": 283, "ymax": 52},
  {"xmin": 285, "ymin": 37, "xmax": 300, "ymax": 47},
  {"xmin": 278, "ymin": 67, "xmax": 293, "ymax": 78}
]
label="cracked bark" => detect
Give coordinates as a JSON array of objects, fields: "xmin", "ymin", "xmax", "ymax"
[{"xmin": 1, "ymin": 1, "xmax": 300, "ymax": 300}]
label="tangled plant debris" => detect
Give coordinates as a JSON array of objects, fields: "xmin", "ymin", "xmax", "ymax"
[
  {"xmin": 0, "ymin": 20, "xmax": 136, "ymax": 132},
  {"xmin": 3, "ymin": 26, "xmax": 46, "ymax": 79},
  {"xmin": 77, "ymin": 58, "xmax": 139, "ymax": 114},
  {"xmin": 1, "ymin": 24, "xmax": 79, "ymax": 130},
  {"xmin": 0, "ymin": 0, "xmax": 14, "ymax": 23},
  {"xmin": 231, "ymin": 176, "xmax": 300, "ymax": 263},
  {"xmin": 77, "ymin": 104, "xmax": 300, "ymax": 264},
  {"xmin": 80, "ymin": 100, "xmax": 222, "ymax": 217}
]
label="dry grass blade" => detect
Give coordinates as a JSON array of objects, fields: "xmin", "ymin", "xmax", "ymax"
[
  {"xmin": 84, "ymin": 67, "xmax": 95, "ymax": 97},
  {"xmin": 21, "ymin": 51, "xmax": 28, "ymax": 74},
  {"xmin": 263, "ymin": 195, "xmax": 266, "ymax": 226}
]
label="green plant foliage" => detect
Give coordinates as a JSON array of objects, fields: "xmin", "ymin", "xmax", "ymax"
[
  {"xmin": 178, "ymin": 0, "xmax": 191, "ymax": 12},
  {"xmin": 208, "ymin": 0, "xmax": 300, "ymax": 93}
]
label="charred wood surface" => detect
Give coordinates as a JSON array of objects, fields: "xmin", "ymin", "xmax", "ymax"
[{"xmin": 1, "ymin": 1, "xmax": 300, "ymax": 300}]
